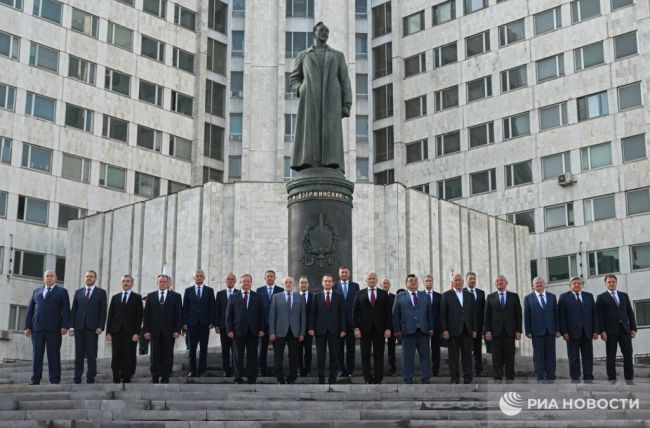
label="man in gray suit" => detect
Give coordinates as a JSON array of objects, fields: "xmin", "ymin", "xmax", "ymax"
[{"xmin": 269, "ymin": 276, "xmax": 306, "ymax": 384}]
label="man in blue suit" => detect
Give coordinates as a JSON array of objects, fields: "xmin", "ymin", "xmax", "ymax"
[
  {"xmin": 393, "ymin": 274, "xmax": 433, "ymax": 384},
  {"xmin": 423, "ymin": 274, "xmax": 442, "ymax": 376},
  {"xmin": 333, "ymin": 266, "xmax": 359, "ymax": 376},
  {"xmin": 524, "ymin": 277, "xmax": 559, "ymax": 381},
  {"xmin": 182, "ymin": 270, "xmax": 216, "ymax": 377},
  {"xmin": 69, "ymin": 270, "xmax": 107, "ymax": 384},
  {"xmin": 256, "ymin": 270, "xmax": 283, "ymax": 376},
  {"xmin": 558, "ymin": 276, "xmax": 599, "ymax": 382},
  {"xmin": 596, "ymin": 274, "xmax": 637, "ymax": 382},
  {"xmin": 24, "ymin": 270, "xmax": 70, "ymax": 385}
]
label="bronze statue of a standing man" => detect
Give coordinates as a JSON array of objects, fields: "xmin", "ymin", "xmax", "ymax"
[{"xmin": 289, "ymin": 22, "xmax": 353, "ymax": 174}]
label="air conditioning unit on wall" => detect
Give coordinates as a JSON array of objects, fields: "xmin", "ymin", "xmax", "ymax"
[{"xmin": 558, "ymin": 172, "xmax": 576, "ymax": 187}]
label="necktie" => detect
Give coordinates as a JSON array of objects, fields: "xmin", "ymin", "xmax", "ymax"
[
  {"xmin": 412, "ymin": 292, "xmax": 418, "ymax": 306},
  {"xmin": 287, "ymin": 293, "xmax": 292, "ymax": 308},
  {"xmin": 428, "ymin": 291, "xmax": 433, "ymax": 302},
  {"xmin": 303, "ymin": 293, "xmax": 307, "ymax": 304},
  {"xmin": 122, "ymin": 292, "xmax": 128, "ymax": 304},
  {"xmin": 472, "ymin": 289, "xmax": 477, "ymax": 300},
  {"xmin": 85, "ymin": 288, "xmax": 91, "ymax": 300},
  {"xmin": 196, "ymin": 286, "xmax": 202, "ymax": 299},
  {"xmin": 45, "ymin": 287, "xmax": 52, "ymax": 297},
  {"xmin": 499, "ymin": 292, "xmax": 505, "ymax": 309},
  {"xmin": 325, "ymin": 292, "xmax": 331, "ymax": 308},
  {"xmin": 159, "ymin": 292, "xmax": 165, "ymax": 304},
  {"xmin": 268, "ymin": 288, "xmax": 273, "ymax": 300},
  {"xmin": 228, "ymin": 289, "xmax": 232, "ymax": 300},
  {"xmin": 575, "ymin": 293, "xmax": 582, "ymax": 305},
  {"xmin": 343, "ymin": 282, "xmax": 348, "ymax": 299},
  {"xmin": 370, "ymin": 288, "xmax": 375, "ymax": 307},
  {"xmin": 540, "ymin": 294, "xmax": 546, "ymax": 309},
  {"xmin": 611, "ymin": 292, "xmax": 619, "ymax": 306},
  {"xmin": 243, "ymin": 292, "xmax": 249, "ymax": 308}
]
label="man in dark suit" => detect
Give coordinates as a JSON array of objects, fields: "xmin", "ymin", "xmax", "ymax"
[
  {"xmin": 215, "ymin": 273, "xmax": 239, "ymax": 377},
  {"xmin": 269, "ymin": 276, "xmax": 306, "ymax": 384},
  {"xmin": 440, "ymin": 273, "xmax": 477, "ymax": 384},
  {"xmin": 353, "ymin": 272, "xmax": 391, "ymax": 384},
  {"xmin": 465, "ymin": 272, "xmax": 486, "ymax": 377},
  {"xmin": 524, "ymin": 277, "xmax": 559, "ymax": 381},
  {"xmin": 332, "ymin": 266, "xmax": 359, "ymax": 376},
  {"xmin": 596, "ymin": 274, "xmax": 637, "ymax": 382},
  {"xmin": 309, "ymin": 274, "xmax": 346, "ymax": 384},
  {"xmin": 106, "ymin": 274, "xmax": 143, "ymax": 383},
  {"xmin": 393, "ymin": 274, "xmax": 433, "ymax": 384},
  {"xmin": 558, "ymin": 276, "xmax": 599, "ymax": 382},
  {"xmin": 69, "ymin": 270, "xmax": 107, "ymax": 384},
  {"xmin": 297, "ymin": 276, "xmax": 314, "ymax": 377},
  {"xmin": 182, "ymin": 270, "xmax": 216, "ymax": 377},
  {"xmin": 226, "ymin": 273, "xmax": 266, "ymax": 384},
  {"xmin": 484, "ymin": 275, "xmax": 522, "ymax": 381},
  {"xmin": 381, "ymin": 278, "xmax": 397, "ymax": 376},
  {"xmin": 256, "ymin": 270, "xmax": 283, "ymax": 376},
  {"xmin": 24, "ymin": 270, "xmax": 70, "ymax": 385},
  {"xmin": 423, "ymin": 274, "xmax": 442, "ymax": 377},
  {"xmin": 143, "ymin": 274, "xmax": 183, "ymax": 383}
]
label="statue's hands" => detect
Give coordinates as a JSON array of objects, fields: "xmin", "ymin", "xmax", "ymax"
[{"xmin": 342, "ymin": 106, "xmax": 350, "ymax": 118}]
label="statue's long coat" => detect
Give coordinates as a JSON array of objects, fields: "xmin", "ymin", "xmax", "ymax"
[{"xmin": 289, "ymin": 45, "xmax": 352, "ymax": 173}]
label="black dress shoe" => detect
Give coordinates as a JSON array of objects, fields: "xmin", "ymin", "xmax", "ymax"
[
  {"xmin": 234, "ymin": 378, "xmax": 244, "ymax": 384},
  {"xmin": 29, "ymin": 380, "xmax": 40, "ymax": 385},
  {"xmin": 404, "ymin": 379, "xmax": 413, "ymax": 384},
  {"xmin": 160, "ymin": 378, "xmax": 170, "ymax": 384},
  {"xmin": 388, "ymin": 367, "xmax": 396, "ymax": 376},
  {"xmin": 287, "ymin": 378, "xmax": 296, "ymax": 384},
  {"xmin": 318, "ymin": 377, "xmax": 326, "ymax": 384},
  {"xmin": 151, "ymin": 378, "xmax": 160, "ymax": 384},
  {"xmin": 122, "ymin": 378, "xmax": 131, "ymax": 384},
  {"xmin": 86, "ymin": 379, "xmax": 95, "ymax": 384},
  {"xmin": 277, "ymin": 378, "xmax": 286, "ymax": 384},
  {"xmin": 340, "ymin": 371, "xmax": 350, "ymax": 377},
  {"xmin": 113, "ymin": 379, "xmax": 121, "ymax": 384},
  {"xmin": 223, "ymin": 371, "xmax": 232, "ymax": 377},
  {"xmin": 73, "ymin": 379, "xmax": 82, "ymax": 384},
  {"xmin": 328, "ymin": 377, "xmax": 337, "ymax": 384},
  {"xmin": 374, "ymin": 378, "xmax": 383, "ymax": 384}
]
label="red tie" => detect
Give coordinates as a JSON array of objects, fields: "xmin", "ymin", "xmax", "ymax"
[
  {"xmin": 370, "ymin": 288, "xmax": 375, "ymax": 307},
  {"xmin": 325, "ymin": 292, "xmax": 331, "ymax": 308}
]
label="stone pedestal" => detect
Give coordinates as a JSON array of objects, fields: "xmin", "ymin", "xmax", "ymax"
[{"xmin": 286, "ymin": 168, "xmax": 354, "ymax": 292}]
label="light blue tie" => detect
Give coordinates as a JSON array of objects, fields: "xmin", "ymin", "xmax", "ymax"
[
  {"xmin": 540, "ymin": 294, "xmax": 546, "ymax": 309},
  {"xmin": 343, "ymin": 282, "xmax": 348, "ymax": 299},
  {"xmin": 499, "ymin": 292, "xmax": 505, "ymax": 308}
]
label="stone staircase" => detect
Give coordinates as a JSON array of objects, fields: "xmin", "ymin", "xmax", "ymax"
[{"xmin": 0, "ymin": 347, "xmax": 648, "ymax": 426}]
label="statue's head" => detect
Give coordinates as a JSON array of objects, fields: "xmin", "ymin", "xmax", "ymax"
[{"xmin": 313, "ymin": 21, "xmax": 329, "ymax": 44}]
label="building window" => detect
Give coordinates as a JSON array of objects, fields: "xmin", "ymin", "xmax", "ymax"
[
  {"xmin": 635, "ymin": 300, "xmax": 650, "ymax": 327},
  {"xmin": 536, "ymin": 53, "xmax": 564, "ymax": 83},
  {"xmin": 434, "ymin": 42, "xmax": 457, "ymax": 67},
  {"xmin": 505, "ymin": 160, "xmax": 533, "ymax": 188},
  {"xmin": 17, "ymin": 195, "xmax": 48, "ymax": 225},
  {"xmin": 169, "ymin": 135, "xmax": 192, "ymax": 161},
  {"xmin": 136, "ymin": 125, "xmax": 162, "ymax": 151},
  {"xmin": 437, "ymin": 176, "xmax": 462, "ymax": 200},
  {"xmin": 13, "ymin": 250, "xmax": 45, "ymax": 279},
  {"xmin": 0, "ymin": 137, "xmax": 11, "ymax": 164},
  {"xmin": 25, "ymin": 92, "xmax": 55, "ymax": 121},
  {"xmin": 542, "ymin": 151, "xmax": 571, "ymax": 180},
  {"xmin": 230, "ymin": 113, "xmax": 242, "ymax": 140},
  {"xmin": 405, "ymin": 95, "xmax": 427, "ymax": 119},
  {"xmin": 33, "ymin": 0, "xmax": 61, "ymax": 24},
  {"xmin": 68, "ymin": 55, "xmax": 96, "ymax": 85},
  {"xmin": 143, "ymin": 0, "xmax": 166, "ymax": 18},
  {"xmin": 622, "ymin": 134, "xmax": 646, "ymax": 162},
  {"xmin": 577, "ymin": 91, "xmax": 608, "ymax": 121},
  {"xmin": 581, "ymin": 142, "xmax": 612, "ymax": 171},
  {"xmin": 61, "ymin": 153, "xmax": 90, "ymax": 182},
  {"xmin": 356, "ymin": 74, "xmax": 368, "ymax": 100},
  {"xmin": 539, "ymin": 102, "xmax": 568, "ymax": 131},
  {"xmin": 501, "ymin": 64, "xmax": 527, "ymax": 92},
  {"xmin": 470, "ymin": 169, "xmax": 496, "ymax": 195},
  {"xmin": 8, "ymin": 305, "xmax": 28, "ymax": 331},
  {"xmin": 233, "ymin": 0, "xmax": 245, "ymax": 15},
  {"xmin": 355, "ymin": 33, "xmax": 368, "ymax": 60},
  {"xmin": 406, "ymin": 139, "xmax": 428, "ymax": 164},
  {"xmin": 203, "ymin": 166, "xmax": 223, "ymax": 183},
  {"xmin": 506, "ymin": 210, "xmax": 535, "ymax": 233},
  {"xmin": 168, "ymin": 180, "xmax": 189, "ymax": 194},
  {"xmin": 355, "ymin": 0, "xmax": 367, "ymax": 19},
  {"xmin": 503, "ymin": 111, "xmax": 530, "ymax": 140},
  {"xmin": 55, "ymin": 256, "xmax": 64, "ymax": 282},
  {"xmin": 570, "ymin": 0, "xmax": 600, "ymax": 23},
  {"xmin": 174, "ymin": 4, "xmax": 196, "ymax": 31},
  {"xmin": 373, "ymin": 43, "xmax": 392, "ymax": 79},
  {"xmin": 99, "ymin": 163, "xmax": 126, "ymax": 191},
  {"xmin": 584, "ymin": 194, "xmax": 616, "ymax": 223},
  {"xmin": 0, "ymin": 31, "xmax": 20, "ymax": 60},
  {"xmin": 29, "ymin": 42, "xmax": 58, "ymax": 72},
  {"xmin": 285, "ymin": 32, "xmax": 308, "ymax": 58},
  {"xmin": 134, "ymin": 172, "xmax": 160, "ymax": 198},
  {"xmin": 284, "ymin": 114, "xmax": 297, "ymax": 141},
  {"xmin": 139, "ymin": 80, "xmax": 163, "ymax": 107},
  {"xmin": 534, "ymin": 6, "xmax": 562, "ymax": 35},
  {"xmin": 436, "ymin": 131, "xmax": 460, "ymax": 156},
  {"xmin": 0, "ymin": 83, "xmax": 16, "ymax": 111},
  {"xmin": 231, "ymin": 71, "xmax": 243, "ymax": 98},
  {"xmin": 499, "ymin": 19, "xmax": 525, "ymax": 47},
  {"xmin": 104, "ymin": 68, "xmax": 131, "ymax": 96},
  {"xmin": 626, "ymin": 187, "xmax": 650, "ymax": 215},
  {"xmin": 232, "ymin": 31, "xmax": 244, "ymax": 57},
  {"xmin": 434, "ymin": 86, "xmax": 458, "ymax": 112},
  {"xmin": 469, "ymin": 122, "xmax": 494, "ymax": 148},
  {"xmin": 433, "ymin": 0, "xmax": 456, "ymax": 26},
  {"xmin": 547, "ymin": 254, "xmax": 577, "ymax": 282},
  {"xmin": 208, "ymin": 0, "xmax": 228, "ymax": 33},
  {"xmin": 374, "ymin": 169, "xmax": 394, "ymax": 185},
  {"xmin": 0, "ymin": 191, "xmax": 6, "ymax": 218},
  {"xmin": 356, "ymin": 157, "xmax": 369, "ymax": 182},
  {"xmin": 172, "ymin": 47, "xmax": 194, "ymax": 73},
  {"xmin": 612, "ymin": 0, "xmax": 634, "ymax": 9},
  {"xmin": 205, "ymin": 80, "xmax": 225, "ymax": 117},
  {"xmin": 530, "ymin": 260, "xmax": 538, "ymax": 281},
  {"xmin": 171, "ymin": 91, "xmax": 193, "ymax": 116},
  {"xmin": 283, "ymin": 157, "xmax": 297, "ymax": 182},
  {"xmin": 545, "ymin": 202, "xmax": 574, "ymax": 230},
  {"xmin": 204, "ymin": 123, "xmax": 224, "ymax": 160},
  {"xmin": 107, "ymin": 22, "xmax": 133, "ymax": 51},
  {"xmin": 228, "ymin": 156, "xmax": 241, "ymax": 180},
  {"xmin": 207, "ymin": 38, "xmax": 227, "ymax": 75},
  {"xmin": 64, "ymin": 104, "xmax": 93, "ymax": 132},
  {"xmin": 614, "ymin": 31, "xmax": 637, "ymax": 59},
  {"xmin": 102, "ymin": 115, "xmax": 128, "ymax": 142},
  {"xmin": 587, "ymin": 248, "xmax": 619, "ymax": 276},
  {"xmin": 404, "ymin": 52, "xmax": 425, "ymax": 78},
  {"xmin": 284, "ymin": 73, "xmax": 294, "ymax": 99},
  {"xmin": 356, "ymin": 115, "xmax": 368, "ymax": 142},
  {"xmin": 372, "ymin": 2, "xmax": 391, "ymax": 38},
  {"xmin": 631, "ymin": 243, "xmax": 650, "ymax": 270},
  {"xmin": 58, "ymin": 204, "xmax": 87, "ymax": 229},
  {"xmin": 116, "ymin": 0, "xmax": 134, "ymax": 5},
  {"xmin": 21, "ymin": 142, "xmax": 52, "ymax": 173},
  {"xmin": 373, "ymin": 84, "xmax": 393, "ymax": 120},
  {"xmin": 141, "ymin": 35, "xmax": 165, "ymax": 62},
  {"xmin": 411, "ymin": 184, "xmax": 430, "ymax": 194},
  {"xmin": 574, "ymin": 41, "xmax": 604, "ymax": 71},
  {"xmin": 466, "ymin": 31, "xmax": 490, "ymax": 58},
  {"xmin": 464, "ymin": 0, "xmax": 487, "ymax": 14},
  {"xmin": 403, "ymin": 11, "xmax": 424, "ymax": 37},
  {"xmin": 618, "ymin": 82, "xmax": 642, "ymax": 111},
  {"xmin": 286, "ymin": 0, "xmax": 314, "ymax": 17},
  {"xmin": 374, "ymin": 126, "xmax": 394, "ymax": 163},
  {"xmin": 466, "ymin": 76, "xmax": 492, "ymax": 102},
  {"xmin": 1, "ymin": 0, "xmax": 22, "ymax": 10},
  {"xmin": 71, "ymin": 7, "xmax": 98, "ymax": 38}
]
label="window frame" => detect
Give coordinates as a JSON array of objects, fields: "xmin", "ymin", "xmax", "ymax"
[
  {"xmin": 544, "ymin": 202, "xmax": 574, "ymax": 231},
  {"xmin": 583, "ymin": 193, "xmax": 616, "ymax": 223}
]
